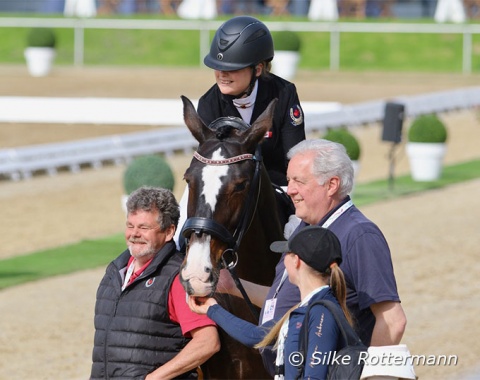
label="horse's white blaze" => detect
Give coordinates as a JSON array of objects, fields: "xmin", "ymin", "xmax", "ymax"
[
  {"xmin": 182, "ymin": 234, "xmax": 212, "ymax": 280},
  {"xmin": 182, "ymin": 148, "xmax": 228, "ymax": 295},
  {"xmin": 182, "ymin": 234, "xmax": 213, "ymax": 295},
  {"xmin": 201, "ymin": 149, "xmax": 228, "ymax": 212}
]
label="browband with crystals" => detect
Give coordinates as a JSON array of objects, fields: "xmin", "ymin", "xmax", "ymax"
[{"xmin": 193, "ymin": 151, "xmax": 254, "ymax": 166}]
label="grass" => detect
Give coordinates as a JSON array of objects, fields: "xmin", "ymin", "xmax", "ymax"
[
  {"xmin": 1, "ymin": 14, "xmax": 480, "ymax": 71},
  {"xmin": 352, "ymin": 158, "xmax": 480, "ymax": 206},
  {"xmin": 0, "ymin": 234, "xmax": 125, "ymax": 289},
  {"xmin": 0, "ymin": 158, "xmax": 478, "ymax": 291}
]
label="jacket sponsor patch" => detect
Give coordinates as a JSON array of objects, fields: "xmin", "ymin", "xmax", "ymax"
[
  {"xmin": 290, "ymin": 105, "xmax": 303, "ymax": 126},
  {"xmin": 145, "ymin": 277, "xmax": 155, "ymax": 287}
]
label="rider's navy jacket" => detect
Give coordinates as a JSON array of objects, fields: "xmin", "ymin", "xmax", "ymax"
[
  {"xmin": 206, "ymin": 287, "xmax": 340, "ymax": 379},
  {"xmin": 198, "ymin": 73, "xmax": 305, "ymax": 186}
]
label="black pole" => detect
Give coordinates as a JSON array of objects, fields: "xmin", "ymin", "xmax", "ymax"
[{"xmin": 388, "ymin": 143, "xmax": 397, "ymax": 191}]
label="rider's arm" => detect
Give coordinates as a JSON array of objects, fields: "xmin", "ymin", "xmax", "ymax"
[
  {"xmin": 207, "ymin": 304, "xmax": 272, "ymax": 347},
  {"xmin": 216, "ymin": 269, "xmax": 269, "ymax": 308},
  {"xmin": 188, "ymin": 296, "xmax": 274, "ymax": 347}
]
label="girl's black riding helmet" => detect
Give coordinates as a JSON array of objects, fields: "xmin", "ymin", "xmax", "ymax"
[{"xmin": 204, "ymin": 16, "xmax": 274, "ymax": 72}]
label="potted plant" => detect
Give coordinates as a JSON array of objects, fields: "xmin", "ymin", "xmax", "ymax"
[
  {"xmin": 406, "ymin": 114, "xmax": 448, "ymax": 182},
  {"xmin": 271, "ymin": 30, "xmax": 302, "ymax": 80},
  {"xmin": 323, "ymin": 127, "xmax": 361, "ymax": 160},
  {"xmin": 122, "ymin": 154, "xmax": 175, "ymax": 212},
  {"xmin": 24, "ymin": 27, "xmax": 57, "ymax": 77},
  {"xmin": 322, "ymin": 127, "xmax": 361, "ymax": 191}
]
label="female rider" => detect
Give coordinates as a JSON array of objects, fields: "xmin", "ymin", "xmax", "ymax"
[{"xmin": 175, "ymin": 16, "xmax": 305, "ymax": 248}]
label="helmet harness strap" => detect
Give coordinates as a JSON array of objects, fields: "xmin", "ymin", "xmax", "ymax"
[{"xmin": 239, "ymin": 65, "xmax": 258, "ymax": 98}]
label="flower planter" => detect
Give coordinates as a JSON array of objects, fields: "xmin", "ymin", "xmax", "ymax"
[
  {"xmin": 271, "ymin": 51, "xmax": 300, "ymax": 80},
  {"xmin": 406, "ymin": 142, "xmax": 447, "ymax": 182},
  {"xmin": 24, "ymin": 47, "xmax": 56, "ymax": 77}
]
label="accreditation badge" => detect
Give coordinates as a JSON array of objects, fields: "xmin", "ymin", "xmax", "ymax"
[{"xmin": 262, "ymin": 298, "xmax": 277, "ymax": 324}]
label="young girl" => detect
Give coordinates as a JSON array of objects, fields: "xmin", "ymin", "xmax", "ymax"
[
  {"xmin": 188, "ymin": 226, "xmax": 351, "ymax": 379},
  {"xmin": 256, "ymin": 225, "xmax": 352, "ymax": 379},
  {"xmin": 174, "ymin": 16, "xmax": 306, "ymax": 249},
  {"xmin": 198, "ymin": 15, "xmax": 306, "ymax": 188}
]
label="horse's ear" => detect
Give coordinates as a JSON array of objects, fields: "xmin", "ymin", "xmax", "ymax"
[
  {"xmin": 181, "ymin": 95, "xmax": 214, "ymax": 144},
  {"xmin": 241, "ymin": 98, "xmax": 278, "ymax": 148}
]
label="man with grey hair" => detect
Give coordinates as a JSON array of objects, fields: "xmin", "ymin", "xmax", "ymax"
[
  {"xmin": 219, "ymin": 139, "xmax": 406, "ymax": 376},
  {"xmin": 91, "ymin": 186, "xmax": 220, "ymax": 379},
  {"xmin": 264, "ymin": 138, "xmax": 406, "ymax": 372}
]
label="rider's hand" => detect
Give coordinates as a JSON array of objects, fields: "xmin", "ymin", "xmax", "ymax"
[{"xmin": 187, "ymin": 295, "xmax": 217, "ymax": 315}]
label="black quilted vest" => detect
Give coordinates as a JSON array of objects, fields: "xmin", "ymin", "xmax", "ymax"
[{"xmin": 90, "ymin": 241, "xmax": 194, "ymax": 379}]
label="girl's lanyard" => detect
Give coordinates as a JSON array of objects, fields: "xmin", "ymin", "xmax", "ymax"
[
  {"xmin": 262, "ymin": 267, "xmax": 288, "ymax": 324},
  {"xmin": 261, "ymin": 200, "xmax": 353, "ymax": 324}
]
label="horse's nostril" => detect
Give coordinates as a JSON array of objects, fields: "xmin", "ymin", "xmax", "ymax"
[{"xmin": 205, "ymin": 271, "xmax": 215, "ymax": 286}]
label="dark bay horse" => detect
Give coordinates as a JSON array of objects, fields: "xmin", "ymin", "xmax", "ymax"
[{"xmin": 178, "ymin": 96, "xmax": 284, "ymax": 379}]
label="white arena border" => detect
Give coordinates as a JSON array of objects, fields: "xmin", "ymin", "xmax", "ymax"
[
  {"xmin": 1, "ymin": 87, "xmax": 480, "ymax": 181},
  {"xmin": 0, "ymin": 97, "xmax": 340, "ymax": 126}
]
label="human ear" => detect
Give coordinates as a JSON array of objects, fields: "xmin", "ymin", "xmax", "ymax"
[
  {"xmin": 327, "ymin": 176, "xmax": 340, "ymax": 196},
  {"xmin": 255, "ymin": 64, "xmax": 263, "ymax": 77},
  {"xmin": 294, "ymin": 254, "xmax": 301, "ymax": 268},
  {"xmin": 165, "ymin": 224, "xmax": 176, "ymax": 241}
]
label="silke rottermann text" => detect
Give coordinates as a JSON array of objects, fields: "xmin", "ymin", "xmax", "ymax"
[{"xmin": 288, "ymin": 351, "xmax": 458, "ymax": 367}]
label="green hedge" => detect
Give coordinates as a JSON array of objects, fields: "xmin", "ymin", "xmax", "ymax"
[
  {"xmin": 272, "ymin": 30, "xmax": 301, "ymax": 51},
  {"xmin": 408, "ymin": 114, "xmax": 448, "ymax": 143},
  {"xmin": 123, "ymin": 154, "xmax": 175, "ymax": 194},
  {"xmin": 323, "ymin": 128, "xmax": 361, "ymax": 161},
  {"xmin": 26, "ymin": 27, "xmax": 56, "ymax": 48}
]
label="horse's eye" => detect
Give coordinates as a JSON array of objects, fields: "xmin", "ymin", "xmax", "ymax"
[{"xmin": 233, "ymin": 181, "xmax": 247, "ymax": 192}]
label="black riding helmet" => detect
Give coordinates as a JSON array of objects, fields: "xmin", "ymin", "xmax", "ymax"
[{"xmin": 204, "ymin": 16, "xmax": 274, "ymax": 72}]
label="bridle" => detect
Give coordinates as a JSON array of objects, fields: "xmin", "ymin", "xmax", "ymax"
[
  {"xmin": 181, "ymin": 146, "xmax": 262, "ymax": 261},
  {"xmin": 181, "ymin": 146, "xmax": 263, "ymax": 319}
]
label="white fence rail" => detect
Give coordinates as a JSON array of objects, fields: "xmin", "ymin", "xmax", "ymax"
[
  {"xmin": 307, "ymin": 87, "xmax": 480, "ymax": 130},
  {"xmin": 0, "ymin": 99, "xmax": 341, "ymax": 180},
  {"xmin": 1, "ymin": 87, "xmax": 479, "ymax": 181},
  {"xmin": 0, "ymin": 128, "xmax": 196, "ymax": 181},
  {"xmin": 1, "ymin": 17, "xmax": 480, "ymax": 72}
]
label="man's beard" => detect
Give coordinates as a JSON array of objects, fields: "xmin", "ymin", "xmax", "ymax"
[{"xmin": 128, "ymin": 239, "xmax": 156, "ymax": 259}]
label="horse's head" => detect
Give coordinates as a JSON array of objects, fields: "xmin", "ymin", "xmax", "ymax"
[{"xmin": 179, "ymin": 95, "xmax": 277, "ymax": 297}]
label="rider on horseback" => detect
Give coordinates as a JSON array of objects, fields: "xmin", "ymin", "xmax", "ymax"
[
  {"xmin": 199, "ymin": 15, "xmax": 306, "ymax": 190},
  {"xmin": 174, "ymin": 16, "xmax": 306, "ymax": 248}
]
